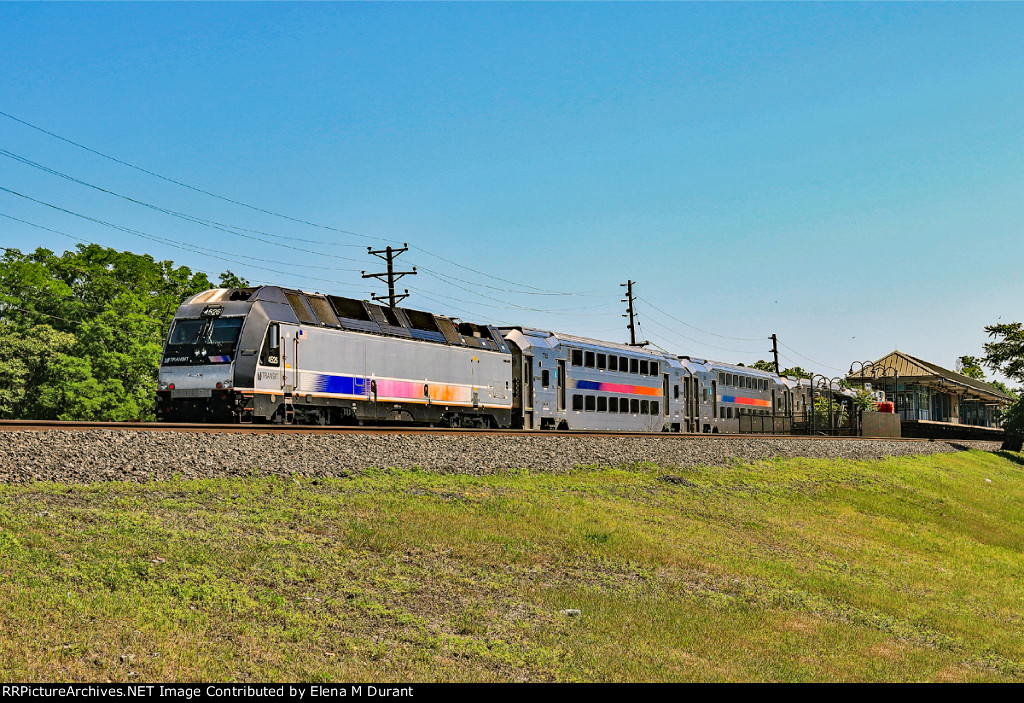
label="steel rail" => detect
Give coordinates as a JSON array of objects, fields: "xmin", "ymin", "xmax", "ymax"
[{"xmin": 0, "ymin": 418, "xmax": 993, "ymax": 443}]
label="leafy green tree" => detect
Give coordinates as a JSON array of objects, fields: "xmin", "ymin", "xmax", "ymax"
[
  {"xmin": 956, "ymin": 355, "xmax": 986, "ymax": 380},
  {"xmin": 852, "ymin": 388, "xmax": 878, "ymax": 413},
  {"xmin": 982, "ymin": 323, "xmax": 1024, "ymax": 450},
  {"xmin": 781, "ymin": 366, "xmax": 811, "ymax": 379},
  {"xmin": 0, "ymin": 244, "xmax": 231, "ymax": 421},
  {"xmin": 751, "ymin": 360, "xmax": 777, "ymax": 373}
]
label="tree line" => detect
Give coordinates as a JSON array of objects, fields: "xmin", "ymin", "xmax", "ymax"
[{"xmin": 0, "ymin": 244, "xmax": 244, "ymax": 421}]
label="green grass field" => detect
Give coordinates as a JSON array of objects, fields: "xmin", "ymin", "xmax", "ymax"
[{"xmin": 1, "ymin": 449, "xmax": 1022, "ymax": 682}]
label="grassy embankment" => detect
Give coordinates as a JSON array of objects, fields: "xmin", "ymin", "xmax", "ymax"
[{"xmin": 1, "ymin": 449, "xmax": 1023, "ymax": 682}]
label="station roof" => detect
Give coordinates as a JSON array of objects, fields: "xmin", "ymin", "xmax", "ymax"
[{"xmin": 846, "ymin": 350, "xmax": 1013, "ymax": 403}]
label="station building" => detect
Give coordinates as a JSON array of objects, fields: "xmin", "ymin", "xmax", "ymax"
[{"xmin": 846, "ymin": 351, "xmax": 1012, "ymax": 429}]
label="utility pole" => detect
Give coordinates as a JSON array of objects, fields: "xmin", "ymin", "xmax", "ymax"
[
  {"xmin": 362, "ymin": 243, "xmax": 416, "ymax": 308},
  {"xmin": 771, "ymin": 333, "xmax": 780, "ymax": 375},
  {"xmin": 620, "ymin": 280, "xmax": 648, "ymax": 347}
]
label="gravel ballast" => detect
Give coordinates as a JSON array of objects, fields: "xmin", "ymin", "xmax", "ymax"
[{"xmin": 0, "ymin": 430, "xmax": 1001, "ymax": 485}]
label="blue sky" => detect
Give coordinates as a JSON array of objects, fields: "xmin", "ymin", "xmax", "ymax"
[{"xmin": 2, "ymin": 3, "xmax": 1022, "ymax": 379}]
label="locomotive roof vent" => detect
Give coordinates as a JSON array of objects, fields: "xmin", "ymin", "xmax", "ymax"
[{"xmin": 228, "ymin": 287, "xmax": 257, "ymax": 301}]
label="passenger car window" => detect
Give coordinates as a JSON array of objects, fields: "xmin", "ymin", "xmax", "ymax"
[
  {"xmin": 631, "ymin": 399, "xmax": 640, "ymax": 413},
  {"xmin": 640, "ymin": 360, "xmax": 649, "ymax": 375},
  {"xmin": 630, "ymin": 358, "xmax": 639, "ymax": 374},
  {"xmin": 608, "ymin": 356, "xmax": 618, "ymax": 372},
  {"xmin": 597, "ymin": 397, "xmax": 607, "ymax": 412},
  {"xmin": 650, "ymin": 362, "xmax": 659, "ymax": 376},
  {"xmin": 571, "ymin": 350, "xmax": 583, "ymax": 366},
  {"xmin": 542, "ymin": 370, "xmax": 550, "ymax": 388},
  {"xmin": 640, "ymin": 400, "xmax": 649, "ymax": 414},
  {"xmin": 585, "ymin": 351, "xmax": 595, "ymax": 368},
  {"xmin": 651, "ymin": 401, "xmax": 659, "ymax": 415},
  {"xmin": 573, "ymin": 394, "xmax": 583, "ymax": 411},
  {"xmin": 597, "ymin": 353, "xmax": 606, "ymax": 370},
  {"xmin": 585, "ymin": 395, "xmax": 595, "ymax": 411},
  {"xmin": 609, "ymin": 397, "xmax": 619, "ymax": 413},
  {"xmin": 621, "ymin": 397, "xmax": 629, "ymax": 413}
]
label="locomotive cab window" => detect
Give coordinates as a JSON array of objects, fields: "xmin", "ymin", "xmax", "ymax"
[
  {"xmin": 169, "ymin": 319, "xmax": 205, "ymax": 345},
  {"xmin": 208, "ymin": 317, "xmax": 244, "ymax": 345}
]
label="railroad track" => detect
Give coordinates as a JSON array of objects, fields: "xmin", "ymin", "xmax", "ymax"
[{"xmin": 0, "ymin": 418, "xmax": 989, "ymax": 443}]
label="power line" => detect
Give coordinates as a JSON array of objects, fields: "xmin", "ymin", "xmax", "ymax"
[
  {"xmin": 0, "ymin": 109, "xmax": 390, "ymax": 244},
  {"xmin": 0, "ymin": 187, "xmax": 369, "ymax": 290},
  {"xmin": 0, "ymin": 214, "xmax": 272, "ymax": 290},
  {"xmin": 776, "ymin": 340, "xmax": 848, "ymax": 374},
  {"xmin": 637, "ymin": 296, "xmax": 769, "ymax": 342},
  {"xmin": 0, "ymin": 109, "xmax": 609, "ymax": 297},
  {"xmin": 0, "ymin": 148, "xmax": 373, "ymax": 265}
]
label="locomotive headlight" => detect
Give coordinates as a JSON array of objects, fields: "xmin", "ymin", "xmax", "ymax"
[
  {"xmin": 217, "ymin": 379, "xmax": 233, "ymax": 389},
  {"xmin": 159, "ymin": 381, "xmax": 169, "ymax": 390}
]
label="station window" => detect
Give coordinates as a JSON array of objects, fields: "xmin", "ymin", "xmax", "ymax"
[
  {"xmin": 585, "ymin": 351, "xmax": 595, "ymax": 368},
  {"xmin": 609, "ymin": 397, "xmax": 619, "ymax": 413},
  {"xmin": 597, "ymin": 353, "xmax": 606, "ymax": 370},
  {"xmin": 573, "ymin": 394, "xmax": 583, "ymax": 411},
  {"xmin": 631, "ymin": 399, "xmax": 640, "ymax": 414},
  {"xmin": 650, "ymin": 362, "xmax": 659, "ymax": 376},
  {"xmin": 571, "ymin": 349, "xmax": 583, "ymax": 367},
  {"xmin": 630, "ymin": 358, "xmax": 639, "ymax": 374},
  {"xmin": 585, "ymin": 395, "xmax": 596, "ymax": 411},
  {"xmin": 597, "ymin": 396, "xmax": 607, "ymax": 412},
  {"xmin": 651, "ymin": 401, "xmax": 659, "ymax": 415},
  {"xmin": 608, "ymin": 356, "xmax": 618, "ymax": 372},
  {"xmin": 640, "ymin": 400, "xmax": 649, "ymax": 414},
  {"xmin": 542, "ymin": 370, "xmax": 550, "ymax": 388},
  {"xmin": 620, "ymin": 397, "xmax": 629, "ymax": 413},
  {"xmin": 620, "ymin": 356, "xmax": 629, "ymax": 372},
  {"xmin": 640, "ymin": 360, "xmax": 649, "ymax": 375}
]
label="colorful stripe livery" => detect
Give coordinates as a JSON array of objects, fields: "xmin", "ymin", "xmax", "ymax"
[
  {"xmin": 298, "ymin": 373, "xmax": 473, "ymax": 404},
  {"xmin": 719, "ymin": 395, "xmax": 772, "ymax": 407},
  {"xmin": 302, "ymin": 373, "xmax": 367, "ymax": 396},
  {"xmin": 208, "ymin": 355, "xmax": 231, "ymax": 363},
  {"xmin": 575, "ymin": 380, "xmax": 661, "ymax": 397}
]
